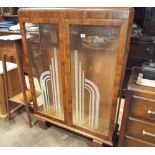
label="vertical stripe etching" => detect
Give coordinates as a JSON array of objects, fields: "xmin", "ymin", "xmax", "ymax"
[
  {"xmin": 74, "ymin": 50, "xmax": 100, "ymax": 129},
  {"xmin": 40, "ymin": 48, "xmax": 62, "ymax": 118}
]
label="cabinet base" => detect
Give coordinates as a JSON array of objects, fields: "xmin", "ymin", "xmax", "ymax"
[
  {"xmin": 33, "ymin": 113, "xmax": 114, "ymax": 147},
  {"xmin": 38, "ymin": 119, "xmax": 52, "ymax": 130},
  {"xmin": 91, "ymin": 139, "xmax": 103, "ymax": 147},
  {"xmin": 38, "ymin": 120, "xmax": 48, "ymax": 130}
]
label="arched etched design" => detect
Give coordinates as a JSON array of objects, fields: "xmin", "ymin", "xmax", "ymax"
[
  {"xmin": 74, "ymin": 50, "xmax": 100, "ymax": 129},
  {"xmin": 85, "ymin": 79, "xmax": 100, "ymax": 129},
  {"xmin": 39, "ymin": 48, "xmax": 62, "ymax": 117},
  {"xmin": 40, "ymin": 71, "xmax": 50, "ymax": 111},
  {"xmin": 44, "ymin": 77, "xmax": 51, "ymax": 110},
  {"xmin": 84, "ymin": 86, "xmax": 91, "ymax": 126},
  {"xmin": 85, "ymin": 84, "xmax": 95, "ymax": 128}
]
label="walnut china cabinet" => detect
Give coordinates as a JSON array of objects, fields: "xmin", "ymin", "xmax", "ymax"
[{"xmin": 18, "ymin": 8, "xmax": 134, "ymax": 146}]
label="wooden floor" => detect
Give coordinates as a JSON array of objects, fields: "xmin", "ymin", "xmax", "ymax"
[
  {"xmin": 0, "ymin": 111, "xmax": 90, "ymax": 147},
  {"xmin": 0, "ymin": 99, "xmax": 125, "ymax": 147}
]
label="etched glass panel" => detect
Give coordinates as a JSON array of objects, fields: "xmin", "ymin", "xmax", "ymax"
[
  {"xmin": 70, "ymin": 25, "xmax": 120, "ymax": 135},
  {"xmin": 25, "ymin": 23, "xmax": 64, "ymax": 120}
]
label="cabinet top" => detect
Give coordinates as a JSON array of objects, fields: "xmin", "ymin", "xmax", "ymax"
[
  {"xmin": 128, "ymin": 67, "xmax": 155, "ymax": 95},
  {"xmin": 18, "ymin": 7, "xmax": 134, "ymax": 20}
]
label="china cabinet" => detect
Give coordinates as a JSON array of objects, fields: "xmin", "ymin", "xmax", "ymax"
[{"xmin": 18, "ymin": 8, "xmax": 134, "ymax": 146}]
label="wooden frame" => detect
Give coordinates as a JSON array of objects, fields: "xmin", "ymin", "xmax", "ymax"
[{"xmin": 18, "ymin": 8, "xmax": 134, "ymax": 146}]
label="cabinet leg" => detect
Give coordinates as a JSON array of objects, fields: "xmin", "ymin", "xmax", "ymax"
[
  {"xmin": 38, "ymin": 120, "xmax": 48, "ymax": 130},
  {"xmin": 91, "ymin": 139, "xmax": 103, "ymax": 147},
  {"xmin": 112, "ymin": 123, "xmax": 119, "ymax": 146}
]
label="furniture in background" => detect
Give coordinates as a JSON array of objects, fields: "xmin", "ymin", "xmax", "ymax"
[
  {"xmin": 122, "ymin": 7, "xmax": 155, "ymax": 96},
  {"xmin": 18, "ymin": 8, "xmax": 134, "ymax": 146},
  {"xmin": 119, "ymin": 67, "xmax": 155, "ymax": 146},
  {"xmin": 0, "ymin": 8, "xmax": 29, "ymax": 120},
  {"xmin": 0, "ymin": 7, "xmax": 18, "ymax": 25},
  {"xmin": 0, "ymin": 61, "xmax": 21, "ymax": 119},
  {"xmin": 0, "ymin": 36, "xmax": 33, "ymax": 127},
  {"xmin": 122, "ymin": 38, "xmax": 155, "ymax": 96},
  {"xmin": 0, "ymin": 8, "xmax": 3, "ymax": 20},
  {"xmin": 0, "ymin": 7, "xmax": 26, "ymax": 71},
  {"xmin": 134, "ymin": 7, "xmax": 155, "ymax": 35}
]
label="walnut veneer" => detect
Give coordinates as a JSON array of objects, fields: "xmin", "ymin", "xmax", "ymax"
[{"xmin": 18, "ymin": 8, "xmax": 134, "ymax": 146}]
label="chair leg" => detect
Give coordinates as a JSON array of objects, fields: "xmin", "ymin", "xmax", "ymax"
[
  {"xmin": 7, "ymin": 101, "xmax": 11, "ymax": 120},
  {"xmin": 15, "ymin": 45, "xmax": 32, "ymax": 128},
  {"xmin": 25, "ymin": 103, "xmax": 33, "ymax": 128},
  {"xmin": 2, "ymin": 56, "xmax": 11, "ymax": 120}
]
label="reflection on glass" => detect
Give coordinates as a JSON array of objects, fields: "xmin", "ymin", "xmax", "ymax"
[
  {"xmin": 70, "ymin": 25, "xmax": 120, "ymax": 135},
  {"xmin": 25, "ymin": 23, "xmax": 64, "ymax": 120}
]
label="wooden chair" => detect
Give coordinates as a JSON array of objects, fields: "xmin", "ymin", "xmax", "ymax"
[{"xmin": 0, "ymin": 35, "xmax": 32, "ymax": 127}]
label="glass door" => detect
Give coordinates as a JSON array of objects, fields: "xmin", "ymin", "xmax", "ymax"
[
  {"xmin": 69, "ymin": 24, "xmax": 120, "ymax": 135},
  {"xmin": 25, "ymin": 23, "xmax": 64, "ymax": 121}
]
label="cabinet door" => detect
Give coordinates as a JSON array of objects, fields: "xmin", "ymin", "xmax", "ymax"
[
  {"xmin": 67, "ymin": 20, "xmax": 127, "ymax": 137},
  {"xmin": 24, "ymin": 22, "xmax": 65, "ymax": 121}
]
